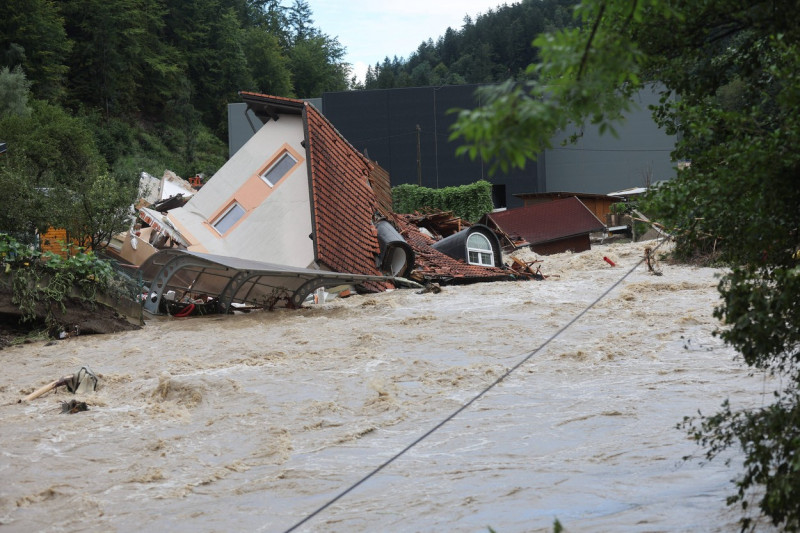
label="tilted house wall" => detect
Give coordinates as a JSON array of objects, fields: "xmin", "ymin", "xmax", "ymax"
[
  {"xmin": 165, "ymin": 104, "xmax": 315, "ymax": 268},
  {"xmin": 163, "ymin": 93, "xmax": 389, "ymax": 288}
]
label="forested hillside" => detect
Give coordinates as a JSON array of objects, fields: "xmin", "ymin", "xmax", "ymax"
[
  {"xmin": 361, "ymin": 0, "xmax": 578, "ymax": 89},
  {"xmin": 2, "ymin": 0, "xmax": 350, "ymax": 177},
  {"xmin": 1, "ymin": 0, "xmax": 577, "ymax": 249},
  {"xmin": 0, "ymin": 0, "xmax": 352, "ymax": 247}
]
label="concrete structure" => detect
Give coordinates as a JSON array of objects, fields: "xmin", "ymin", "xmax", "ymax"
[
  {"xmin": 229, "ymin": 84, "xmax": 675, "ymax": 209},
  {"xmin": 539, "ymin": 85, "xmax": 675, "ymax": 194}
]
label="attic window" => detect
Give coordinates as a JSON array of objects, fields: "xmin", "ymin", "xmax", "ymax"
[
  {"xmin": 212, "ymin": 202, "xmax": 245, "ymax": 234},
  {"xmin": 260, "ymin": 152, "xmax": 297, "ymax": 187},
  {"xmin": 466, "ymin": 233, "xmax": 494, "ymax": 266}
]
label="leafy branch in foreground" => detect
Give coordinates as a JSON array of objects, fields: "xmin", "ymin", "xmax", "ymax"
[{"xmin": 450, "ymin": 0, "xmax": 800, "ymax": 529}]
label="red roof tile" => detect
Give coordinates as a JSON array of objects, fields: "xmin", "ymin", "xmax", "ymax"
[
  {"xmin": 367, "ymin": 162, "xmax": 393, "ymax": 216},
  {"xmin": 240, "ymin": 92, "xmax": 519, "ymax": 290},
  {"xmin": 390, "ymin": 214, "xmax": 516, "ymax": 284},
  {"xmin": 304, "ymin": 103, "xmax": 391, "ymax": 290},
  {"xmin": 486, "ymin": 197, "xmax": 605, "ymax": 245}
]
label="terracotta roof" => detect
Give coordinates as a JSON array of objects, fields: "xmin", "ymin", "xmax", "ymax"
[
  {"xmin": 239, "ymin": 92, "xmax": 518, "ymax": 290},
  {"xmin": 303, "ymin": 103, "xmax": 390, "ymax": 290},
  {"xmin": 367, "ymin": 161, "xmax": 393, "ymax": 217},
  {"xmin": 390, "ymin": 214, "xmax": 515, "ymax": 284},
  {"xmin": 486, "ymin": 196, "xmax": 606, "ymax": 245}
]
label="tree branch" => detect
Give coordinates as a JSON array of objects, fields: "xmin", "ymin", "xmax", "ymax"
[{"xmin": 577, "ymin": 2, "xmax": 607, "ymax": 81}]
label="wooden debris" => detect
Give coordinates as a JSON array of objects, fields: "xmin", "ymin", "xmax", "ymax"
[
  {"xmin": 61, "ymin": 400, "xmax": 89, "ymax": 414},
  {"xmin": 510, "ymin": 257, "xmax": 545, "ymax": 280},
  {"xmin": 417, "ymin": 282, "xmax": 442, "ymax": 294},
  {"xmin": 20, "ymin": 375, "xmax": 74, "ymax": 403},
  {"xmin": 644, "ymin": 247, "xmax": 663, "ymax": 276}
]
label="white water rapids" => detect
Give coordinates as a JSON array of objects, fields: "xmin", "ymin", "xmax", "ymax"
[{"xmin": 0, "ymin": 240, "xmax": 779, "ymax": 532}]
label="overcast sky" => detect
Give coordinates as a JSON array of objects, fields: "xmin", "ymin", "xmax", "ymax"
[{"xmin": 307, "ymin": 1, "xmax": 506, "ymax": 82}]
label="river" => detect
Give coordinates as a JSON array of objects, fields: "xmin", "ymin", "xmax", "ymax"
[{"xmin": 0, "ymin": 240, "xmax": 778, "ymax": 532}]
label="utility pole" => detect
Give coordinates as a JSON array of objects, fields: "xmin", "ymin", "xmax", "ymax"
[{"xmin": 416, "ymin": 124, "xmax": 422, "ymax": 186}]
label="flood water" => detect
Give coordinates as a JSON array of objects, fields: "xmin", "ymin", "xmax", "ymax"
[{"xmin": 0, "ymin": 241, "xmax": 778, "ymax": 532}]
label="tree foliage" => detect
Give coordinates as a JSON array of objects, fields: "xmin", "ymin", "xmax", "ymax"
[
  {"xmin": 0, "ymin": 0, "xmax": 352, "ymax": 183},
  {"xmin": 0, "ymin": 96, "xmax": 136, "ymax": 248},
  {"xmin": 361, "ymin": 0, "xmax": 579, "ymax": 90},
  {"xmin": 0, "ymin": 66, "xmax": 31, "ymax": 117},
  {"xmin": 451, "ymin": 0, "xmax": 800, "ymax": 529},
  {"xmin": 0, "ymin": 0, "xmax": 71, "ymax": 101},
  {"xmin": 0, "ymin": 0, "xmax": 354, "ymax": 252}
]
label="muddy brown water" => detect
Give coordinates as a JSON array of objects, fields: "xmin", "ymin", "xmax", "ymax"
[{"xmin": 0, "ymin": 241, "xmax": 778, "ymax": 532}]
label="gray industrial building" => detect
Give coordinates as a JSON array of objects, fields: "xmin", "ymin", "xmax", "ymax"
[{"xmin": 228, "ymin": 84, "xmax": 676, "ymax": 209}]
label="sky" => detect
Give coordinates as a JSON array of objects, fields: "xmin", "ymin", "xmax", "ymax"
[{"xmin": 307, "ymin": 0, "xmax": 506, "ymax": 83}]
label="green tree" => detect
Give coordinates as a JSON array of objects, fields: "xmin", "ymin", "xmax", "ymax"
[
  {"xmin": 288, "ymin": 33, "xmax": 349, "ymax": 98},
  {"xmin": 0, "ymin": 158, "xmax": 56, "ymax": 235},
  {"xmin": 0, "ymin": 0, "xmax": 71, "ymax": 101},
  {"xmin": 249, "ymin": 0, "xmax": 290, "ymax": 47},
  {"xmin": 67, "ymin": 173, "xmax": 137, "ymax": 250},
  {"xmin": 287, "ymin": 0, "xmax": 314, "ymax": 43},
  {"xmin": 451, "ymin": 0, "xmax": 800, "ymax": 529},
  {"xmin": 0, "ymin": 66, "xmax": 32, "ymax": 118},
  {"xmin": 1, "ymin": 99, "xmax": 105, "ymax": 187},
  {"xmin": 243, "ymin": 28, "xmax": 293, "ymax": 96},
  {"xmin": 0, "ymin": 98, "xmax": 135, "ymax": 248},
  {"xmin": 61, "ymin": 0, "xmax": 179, "ymax": 118}
]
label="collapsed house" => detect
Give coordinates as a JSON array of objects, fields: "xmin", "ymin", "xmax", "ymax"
[
  {"xmin": 388, "ymin": 213, "xmax": 512, "ymax": 284},
  {"xmin": 482, "ymin": 196, "xmax": 606, "ymax": 255},
  {"xmin": 117, "ymin": 93, "xmax": 526, "ymax": 315}
]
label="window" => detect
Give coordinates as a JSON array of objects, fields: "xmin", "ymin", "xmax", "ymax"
[
  {"xmin": 213, "ymin": 202, "xmax": 245, "ymax": 234},
  {"xmin": 260, "ymin": 152, "xmax": 297, "ymax": 186},
  {"xmin": 467, "ymin": 233, "xmax": 494, "ymax": 266},
  {"xmin": 491, "ymin": 183, "xmax": 507, "ymax": 209}
]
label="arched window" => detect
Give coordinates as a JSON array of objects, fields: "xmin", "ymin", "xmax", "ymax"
[{"xmin": 467, "ymin": 233, "xmax": 494, "ymax": 266}]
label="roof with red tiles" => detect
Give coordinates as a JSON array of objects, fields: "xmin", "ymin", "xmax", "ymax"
[
  {"xmin": 303, "ymin": 103, "xmax": 391, "ymax": 289},
  {"xmin": 485, "ymin": 196, "xmax": 606, "ymax": 245},
  {"xmin": 240, "ymin": 92, "xmax": 514, "ymax": 289},
  {"xmin": 390, "ymin": 214, "xmax": 516, "ymax": 284},
  {"xmin": 367, "ymin": 162, "xmax": 393, "ymax": 217}
]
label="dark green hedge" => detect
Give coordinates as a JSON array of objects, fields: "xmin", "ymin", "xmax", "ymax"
[{"xmin": 392, "ymin": 180, "xmax": 494, "ymax": 222}]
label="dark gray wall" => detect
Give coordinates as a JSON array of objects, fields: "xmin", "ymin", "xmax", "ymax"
[
  {"xmin": 227, "ymin": 85, "xmax": 676, "ymax": 206},
  {"xmin": 541, "ymin": 85, "xmax": 676, "ymax": 193},
  {"xmin": 227, "ymin": 103, "xmax": 263, "ymax": 158},
  {"xmin": 322, "ymin": 85, "xmax": 537, "ymax": 209}
]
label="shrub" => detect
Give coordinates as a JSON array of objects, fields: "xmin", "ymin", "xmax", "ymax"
[{"xmin": 392, "ymin": 180, "xmax": 494, "ymax": 222}]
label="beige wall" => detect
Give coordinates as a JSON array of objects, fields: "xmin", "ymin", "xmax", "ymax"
[{"xmin": 167, "ymin": 116, "xmax": 315, "ymax": 267}]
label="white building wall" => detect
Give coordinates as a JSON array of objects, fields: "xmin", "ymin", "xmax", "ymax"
[{"xmin": 168, "ymin": 115, "xmax": 315, "ymax": 267}]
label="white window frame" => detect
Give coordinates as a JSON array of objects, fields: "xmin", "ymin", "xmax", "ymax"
[
  {"xmin": 212, "ymin": 202, "xmax": 245, "ymax": 235},
  {"xmin": 260, "ymin": 151, "xmax": 297, "ymax": 187},
  {"xmin": 466, "ymin": 233, "xmax": 494, "ymax": 266}
]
